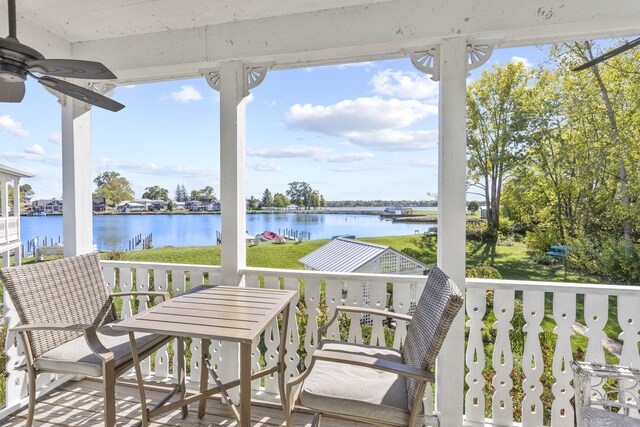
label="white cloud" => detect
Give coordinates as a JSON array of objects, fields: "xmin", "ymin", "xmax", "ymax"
[
  {"xmin": 253, "ymin": 161, "xmax": 282, "ymax": 172},
  {"xmin": 24, "ymin": 144, "xmax": 45, "ymax": 155},
  {"xmin": 248, "ymin": 145, "xmax": 374, "ymax": 163},
  {"xmin": 285, "ymin": 97, "xmax": 438, "ymax": 151},
  {"xmin": 371, "ymin": 69, "xmax": 439, "ymax": 100},
  {"xmin": 286, "ymin": 97, "xmax": 435, "ymax": 134},
  {"xmin": 95, "ymin": 157, "xmax": 216, "ymax": 178},
  {"xmin": 170, "ymin": 85, "xmax": 203, "ymax": 102},
  {"xmin": 2, "ymin": 151, "xmax": 61, "ymax": 166},
  {"xmin": 327, "ymin": 163, "xmax": 389, "ymax": 173},
  {"xmin": 246, "ymin": 93, "xmax": 255, "ymax": 103},
  {"xmin": 247, "ymin": 145, "xmax": 333, "ymax": 159},
  {"xmin": 511, "ymin": 56, "xmax": 533, "ymax": 69},
  {"xmin": 321, "ymin": 152, "xmax": 374, "ymax": 162},
  {"xmin": 0, "ymin": 115, "xmax": 29, "ymax": 138},
  {"xmin": 346, "ymin": 129, "xmax": 438, "ymax": 151},
  {"xmin": 47, "ymin": 132, "xmax": 62, "ymax": 144}
]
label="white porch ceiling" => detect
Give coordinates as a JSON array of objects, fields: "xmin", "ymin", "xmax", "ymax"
[{"xmin": 1, "ymin": 0, "xmax": 640, "ymax": 83}]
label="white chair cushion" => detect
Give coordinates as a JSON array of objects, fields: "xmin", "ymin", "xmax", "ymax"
[
  {"xmin": 34, "ymin": 324, "xmax": 167, "ymax": 377},
  {"xmin": 582, "ymin": 407, "xmax": 640, "ymax": 427},
  {"xmin": 300, "ymin": 340, "xmax": 410, "ymax": 426}
]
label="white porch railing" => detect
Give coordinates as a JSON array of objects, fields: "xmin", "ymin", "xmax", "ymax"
[
  {"xmin": 0, "ymin": 218, "xmax": 6, "ymax": 244},
  {"xmin": 6, "ymin": 218, "xmax": 18, "ymax": 242},
  {"xmin": 0, "ymin": 217, "xmax": 19, "ymax": 245},
  {"xmin": 3, "ymin": 260, "xmax": 640, "ymax": 426},
  {"xmin": 465, "ymin": 278, "xmax": 640, "ymax": 427}
]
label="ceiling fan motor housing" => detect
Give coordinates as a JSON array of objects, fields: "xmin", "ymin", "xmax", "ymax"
[{"xmin": 0, "ymin": 37, "xmax": 43, "ymax": 82}]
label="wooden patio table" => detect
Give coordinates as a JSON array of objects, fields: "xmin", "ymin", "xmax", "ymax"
[{"xmin": 112, "ymin": 285, "xmax": 297, "ymax": 427}]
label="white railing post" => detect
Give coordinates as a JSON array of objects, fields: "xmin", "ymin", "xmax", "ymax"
[
  {"xmin": 61, "ymin": 96, "xmax": 94, "ymax": 257},
  {"xmin": 436, "ymin": 36, "xmax": 468, "ymax": 427}
]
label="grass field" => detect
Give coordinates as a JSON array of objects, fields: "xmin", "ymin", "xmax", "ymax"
[{"xmin": 113, "ymin": 234, "xmax": 603, "ymax": 283}]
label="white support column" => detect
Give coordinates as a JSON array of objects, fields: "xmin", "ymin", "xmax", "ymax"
[
  {"xmin": 1, "ymin": 177, "xmax": 8, "ymax": 244},
  {"xmin": 61, "ymin": 97, "xmax": 94, "ymax": 257},
  {"xmin": 218, "ymin": 60, "xmax": 248, "ymax": 287},
  {"xmin": 436, "ymin": 37, "xmax": 468, "ymax": 427},
  {"xmin": 13, "ymin": 177, "xmax": 21, "ymax": 265}
]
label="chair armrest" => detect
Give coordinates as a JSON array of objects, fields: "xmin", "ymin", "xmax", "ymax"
[
  {"xmin": 11, "ymin": 323, "xmax": 114, "ymax": 363},
  {"xmin": 11, "ymin": 323, "xmax": 95, "ymax": 333},
  {"xmin": 318, "ymin": 305, "xmax": 412, "ymax": 337},
  {"xmin": 571, "ymin": 361, "xmax": 640, "ymax": 381},
  {"xmin": 334, "ymin": 305, "xmax": 413, "ymax": 322},
  {"xmin": 110, "ymin": 291, "xmax": 170, "ymax": 302},
  {"xmin": 312, "ymin": 349, "xmax": 434, "ymax": 382}
]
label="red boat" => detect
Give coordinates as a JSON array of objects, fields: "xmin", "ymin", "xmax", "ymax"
[{"xmin": 259, "ymin": 231, "xmax": 286, "ymax": 243}]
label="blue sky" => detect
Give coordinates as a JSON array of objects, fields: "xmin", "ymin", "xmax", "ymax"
[{"xmin": 1, "ymin": 45, "xmax": 545, "ymax": 201}]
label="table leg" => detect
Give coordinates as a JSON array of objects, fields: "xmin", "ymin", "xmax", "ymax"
[
  {"xmin": 129, "ymin": 332, "xmax": 149, "ymax": 427},
  {"xmin": 278, "ymin": 302, "xmax": 291, "ymax": 410},
  {"xmin": 177, "ymin": 337, "xmax": 187, "ymax": 419},
  {"xmin": 198, "ymin": 338, "xmax": 211, "ymax": 419},
  {"xmin": 240, "ymin": 342, "xmax": 252, "ymax": 427}
]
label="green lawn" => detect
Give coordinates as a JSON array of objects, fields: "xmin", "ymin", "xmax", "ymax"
[{"xmin": 112, "ymin": 235, "xmax": 602, "ymax": 284}]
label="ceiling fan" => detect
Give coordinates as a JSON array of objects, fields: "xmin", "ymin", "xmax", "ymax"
[
  {"xmin": 0, "ymin": 0, "xmax": 124, "ymax": 111},
  {"xmin": 571, "ymin": 37, "xmax": 640, "ymax": 71}
]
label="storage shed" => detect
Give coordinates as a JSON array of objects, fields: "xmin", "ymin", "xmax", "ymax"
[{"xmin": 299, "ymin": 238, "xmax": 428, "ymax": 275}]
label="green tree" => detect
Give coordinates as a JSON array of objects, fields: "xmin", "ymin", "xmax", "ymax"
[
  {"xmin": 191, "ymin": 189, "xmax": 202, "ymax": 201},
  {"xmin": 167, "ymin": 200, "xmax": 174, "ymax": 211},
  {"xmin": 467, "ymin": 201, "xmax": 480, "ymax": 214},
  {"xmin": 142, "ymin": 185, "xmax": 170, "ymax": 201},
  {"xmin": 200, "ymin": 186, "xmax": 217, "ymax": 200},
  {"xmin": 309, "ymin": 190, "xmax": 321, "ymax": 209},
  {"xmin": 174, "ymin": 184, "xmax": 188, "ymax": 202},
  {"xmin": 93, "ymin": 171, "xmax": 134, "ymax": 207},
  {"xmin": 286, "ymin": 181, "xmax": 319, "ymax": 209},
  {"xmin": 247, "ymin": 196, "xmax": 259, "ymax": 210},
  {"xmin": 467, "ymin": 62, "xmax": 532, "ymax": 234},
  {"xmin": 273, "ymin": 193, "xmax": 290, "ymax": 210},
  {"xmin": 261, "ymin": 188, "xmax": 273, "ymax": 208}
]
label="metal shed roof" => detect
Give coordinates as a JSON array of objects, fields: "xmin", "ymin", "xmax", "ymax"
[{"xmin": 299, "ymin": 238, "xmax": 390, "ymax": 272}]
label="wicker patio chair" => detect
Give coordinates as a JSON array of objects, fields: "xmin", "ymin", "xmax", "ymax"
[
  {"xmin": 285, "ymin": 266, "xmax": 464, "ymax": 427},
  {"xmin": 571, "ymin": 361, "xmax": 640, "ymax": 427},
  {"xmin": 0, "ymin": 252, "xmax": 173, "ymax": 427}
]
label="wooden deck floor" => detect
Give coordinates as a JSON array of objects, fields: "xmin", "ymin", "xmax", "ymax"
[{"xmin": 4, "ymin": 378, "xmax": 365, "ymax": 426}]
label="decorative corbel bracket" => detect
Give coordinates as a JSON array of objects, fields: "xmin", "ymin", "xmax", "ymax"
[
  {"xmin": 410, "ymin": 43, "xmax": 494, "ymax": 81},
  {"xmin": 410, "ymin": 46, "xmax": 440, "ymax": 81},
  {"xmin": 201, "ymin": 62, "xmax": 271, "ymax": 98}
]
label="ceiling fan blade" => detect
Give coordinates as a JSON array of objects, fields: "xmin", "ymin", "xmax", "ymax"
[
  {"xmin": 572, "ymin": 37, "xmax": 640, "ymax": 71},
  {"xmin": 36, "ymin": 76, "xmax": 124, "ymax": 112},
  {"xmin": 0, "ymin": 79, "xmax": 25, "ymax": 102},
  {"xmin": 27, "ymin": 59, "xmax": 117, "ymax": 80}
]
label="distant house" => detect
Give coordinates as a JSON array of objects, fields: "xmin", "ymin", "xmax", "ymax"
[
  {"xmin": 285, "ymin": 204, "xmax": 299, "ymax": 210},
  {"xmin": 116, "ymin": 202, "xmax": 146, "ymax": 213},
  {"xmin": 92, "ymin": 197, "xmax": 107, "ymax": 212},
  {"xmin": 299, "ymin": 238, "xmax": 429, "ymax": 318},
  {"xmin": 384, "ymin": 206, "xmax": 412, "ymax": 215},
  {"xmin": 188, "ymin": 200, "xmax": 220, "ymax": 211},
  {"xmin": 32, "ymin": 199, "xmax": 63, "ymax": 213},
  {"xmin": 299, "ymin": 238, "xmax": 428, "ymax": 275},
  {"xmin": 189, "ymin": 201, "xmax": 208, "ymax": 212},
  {"xmin": 149, "ymin": 200, "xmax": 168, "ymax": 211},
  {"xmin": 173, "ymin": 201, "xmax": 186, "ymax": 210}
]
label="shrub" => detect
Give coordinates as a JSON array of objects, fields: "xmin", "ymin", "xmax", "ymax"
[
  {"xmin": 566, "ymin": 236, "xmax": 640, "ymax": 284},
  {"xmin": 466, "ymin": 221, "xmax": 490, "ymax": 242},
  {"xmin": 466, "ymin": 264, "xmax": 503, "ymax": 279},
  {"xmin": 523, "ymin": 227, "xmax": 560, "ymax": 258}
]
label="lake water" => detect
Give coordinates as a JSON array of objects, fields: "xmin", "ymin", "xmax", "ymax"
[{"xmin": 20, "ymin": 212, "xmax": 437, "ymax": 251}]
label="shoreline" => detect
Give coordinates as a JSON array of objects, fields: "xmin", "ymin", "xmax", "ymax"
[{"xmin": 25, "ymin": 209, "xmax": 438, "ymax": 217}]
